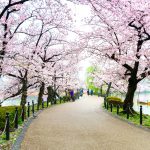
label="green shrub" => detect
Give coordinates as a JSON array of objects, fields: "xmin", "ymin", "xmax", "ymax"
[
  {"xmin": 107, "ymin": 96, "xmax": 122, "ymax": 102},
  {"xmin": 73, "ymin": 92, "xmax": 79, "ymax": 100},
  {"xmin": 61, "ymin": 95, "xmax": 71, "ymax": 102},
  {"xmin": 106, "ymin": 96, "xmax": 124, "ymax": 107},
  {"xmin": 0, "ymin": 106, "xmax": 22, "ymax": 130}
]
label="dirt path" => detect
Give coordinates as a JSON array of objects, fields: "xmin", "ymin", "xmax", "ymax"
[{"xmin": 21, "ymin": 96, "xmax": 150, "ymax": 150}]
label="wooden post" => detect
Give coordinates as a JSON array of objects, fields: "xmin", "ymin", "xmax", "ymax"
[
  {"xmin": 6, "ymin": 113, "xmax": 10, "ymax": 140},
  {"xmin": 27, "ymin": 102, "xmax": 30, "ymax": 118},
  {"xmin": 15, "ymin": 107, "xmax": 18, "ymax": 129},
  {"xmin": 140, "ymin": 105, "xmax": 142, "ymax": 125},
  {"xmin": 22, "ymin": 106, "xmax": 25, "ymax": 122},
  {"xmin": 32, "ymin": 100, "xmax": 34, "ymax": 116}
]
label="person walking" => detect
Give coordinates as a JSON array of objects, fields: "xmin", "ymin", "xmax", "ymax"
[
  {"xmin": 70, "ymin": 90, "xmax": 75, "ymax": 102},
  {"xmin": 80, "ymin": 88, "xmax": 83, "ymax": 97},
  {"xmin": 91, "ymin": 89, "xmax": 93, "ymax": 96},
  {"xmin": 87, "ymin": 89, "xmax": 89, "ymax": 96}
]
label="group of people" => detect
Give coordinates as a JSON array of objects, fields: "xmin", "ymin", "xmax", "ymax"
[
  {"xmin": 69, "ymin": 88, "xmax": 84, "ymax": 102},
  {"xmin": 68, "ymin": 88, "xmax": 99, "ymax": 98},
  {"xmin": 87, "ymin": 89, "xmax": 94, "ymax": 96},
  {"xmin": 69, "ymin": 88, "xmax": 95, "ymax": 98}
]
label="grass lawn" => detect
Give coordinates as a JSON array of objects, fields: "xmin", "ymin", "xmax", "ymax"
[{"xmin": 104, "ymin": 105, "xmax": 150, "ymax": 128}]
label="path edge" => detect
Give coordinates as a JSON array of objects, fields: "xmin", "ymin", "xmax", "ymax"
[
  {"xmin": 102, "ymin": 106, "xmax": 150, "ymax": 132},
  {"xmin": 11, "ymin": 110, "xmax": 43, "ymax": 150}
]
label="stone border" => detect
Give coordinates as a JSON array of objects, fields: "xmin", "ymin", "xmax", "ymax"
[
  {"xmin": 102, "ymin": 107, "xmax": 150, "ymax": 132},
  {"xmin": 11, "ymin": 110, "xmax": 43, "ymax": 150},
  {"xmin": 11, "ymin": 102, "xmax": 68, "ymax": 150}
]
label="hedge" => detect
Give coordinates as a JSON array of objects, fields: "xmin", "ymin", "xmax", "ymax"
[
  {"xmin": 61, "ymin": 95, "xmax": 71, "ymax": 102},
  {"xmin": 60, "ymin": 92, "xmax": 79, "ymax": 102},
  {"xmin": 0, "ymin": 106, "xmax": 22, "ymax": 130},
  {"xmin": 107, "ymin": 96, "xmax": 124, "ymax": 107}
]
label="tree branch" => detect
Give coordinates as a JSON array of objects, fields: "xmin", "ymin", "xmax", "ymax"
[{"xmin": 0, "ymin": 0, "xmax": 29, "ymax": 19}]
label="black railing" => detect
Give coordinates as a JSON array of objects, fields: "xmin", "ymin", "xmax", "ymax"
[
  {"xmin": 0, "ymin": 97, "xmax": 72, "ymax": 141},
  {"xmin": 14, "ymin": 107, "xmax": 18, "ymax": 129},
  {"xmin": 104, "ymin": 100, "xmax": 144, "ymax": 127},
  {"xmin": 1, "ymin": 100, "xmax": 47, "ymax": 141},
  {"xmin": 117, "ymin": 105, "xmax": 119, "ymax": 115},
  {"xmin": 140, "ymin": 105, "xmax": 142, "ymax": 125},
  {"xmin": 27, "ymin": 102, "xmax": 30, "ymax": 118},
  {"xmin": 6, "ymin": 113, "xmax": 10, "ymax": 140}
]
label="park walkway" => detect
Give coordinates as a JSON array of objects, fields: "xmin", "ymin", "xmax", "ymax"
[{"xmin": 21, "ymin": 96, "xmax": 150, "ymax": 150}]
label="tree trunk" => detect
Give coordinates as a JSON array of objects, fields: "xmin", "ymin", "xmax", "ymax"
[
  {"xmin": 53, "ymin": 90, "xmax": 59, "ymax": 104},
  {"xmin": 100, "ymin": 85, "xmax": 103, "ymax": 96},
  {"xmin": 47, "ymin": 86, "xmax": 59, "ymax": 105},
  {"xmin": 47, "ymin": 86, "xmax": 54, "ymax": 104},
  {"xmin": 106, "ymin": 82, "xmax": 112, "ymax": 97},
  {"xmin": 123, "ymin": 79, "xmax": 137, "ymax": 111},
  {"xmin": 20, "ymin": 79, "xmax": 27, "ymax": 107},
  {"xmin": 37, "ymin": 82, "xmax": 45, "ymax": 110},
  {"xmin": 65, "ymin": 89, "xmax": 68, "ymax": 96}
]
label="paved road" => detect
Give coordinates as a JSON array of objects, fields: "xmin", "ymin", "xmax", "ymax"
[{"xmin": 21, "ymin": 96, "xmax": 150, "ymax": 150}]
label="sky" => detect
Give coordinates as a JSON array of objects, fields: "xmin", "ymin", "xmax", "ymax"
[
  {"xmin": 65, "ymin": 1, "xmax": 92, "ymax": 82},
  {"xmin": 78, "ymin": 58, "xmax": 91, "ymax": 81}
]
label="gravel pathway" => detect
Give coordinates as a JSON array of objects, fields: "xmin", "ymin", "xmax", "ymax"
[{"xmin": 21, "ymin": 96, "xmax": 150, "ymax": 150}]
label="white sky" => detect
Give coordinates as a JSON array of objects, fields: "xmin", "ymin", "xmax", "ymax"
[
  {"xmin": 78, "ymin": 58, "xmax": 91, "ymax": 81},
  {"xmin": 65, "ymin": 1, "xmax": 92, "ymax": 82}
]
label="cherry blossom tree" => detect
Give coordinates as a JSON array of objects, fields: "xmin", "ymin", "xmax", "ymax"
[
  {"xmin": 73, "ymin": 0, "xmax": 150, "ymax": 111},
  {"xmin": 0, "ymin": 0, "xmax": 80, "ymax": 107},
  {"xmin": 0, "ymin": 0, "xmax": 32, "ymax": 72}
]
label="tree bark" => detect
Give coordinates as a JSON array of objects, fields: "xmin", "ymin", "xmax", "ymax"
[
  {"xmin": 37, "ymin": 82, "xmax": 45, "ymax": 110},
  {"xmin": 65, "ymin": 89, "xmax": 68, "ymax": 96},
  {"xmin": 100, "ymin": 85, "xmax": 103, "ymax": 96},
  {"xmin": 47, "ymin": 86, "xmax": 54, "ymax": 104},
  {"xmin": 20, "ymin": 79, "xmax": 27, "ymax": 107},
  {"xmin": 123, "ymin": 78, "xmax": 137, "ymax": 111},
  {"xmin": 106, "ymin": 82, "xmax": 112, "ymax": 97}
]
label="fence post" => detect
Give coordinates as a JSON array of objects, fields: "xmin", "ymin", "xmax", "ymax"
[
  {"xmin": 32, "ymin": 100, "xmax": 34, "ymax": 117},
  {"xmin": 37, "ymin": 103, "xmax": 39, "ymax": 111},
  {"xmin": 104, "ymin": 101, "xmax": 106, "ymax": 109},
  {"xmin": 140, "ymin": 105, "xmax": 142, "ymax": 125},
  {"xmin": 127, "ymin": 104, "xmax": 129, "ymax": 119},
  {"xmin": 6, "ymin": 113, "xmax": 10, "ymax": 140},
  {"xmin": 15, "ymin": 107, "xmax": 18, "ymax": 129},
  {"xmin": 42, "ymin": 100, "xmax": 44, "ymax": 109},
  {"xmin": 104, "ymin": 97, "xmax": 106, "ymax": 109},
  {"xmin": 117, "ymin": 105, "xmax": 119, "ymax": 115},
  {"xmin": 110, "ymin": 103, "xmax": 113, "ymax": 112},
  {"xmin": 22, "ymin": 106, "xmax": 25, "ymax": 122},
  {"xmin": 47, "ymin": 100, "xmax": 49, "ymax": 107},
  {"xmin": 104, "ymin": 97, "xmax": 106, "ymax": 108},
  {"xmin": 27, "ymin": 102, "xmax": 30, "ymax": 118},
  {"xmin": 106, "ymin": 101, "xmax": 109, "ymax": 110}
]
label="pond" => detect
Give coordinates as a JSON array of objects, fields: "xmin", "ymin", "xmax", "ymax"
[
  {"xmin": 112, "ymin": 91, "xmax": 150, "ymax": 115},
  {"xmin": 1, "ymin": 95, "xmax": 48, "ymax": 107},
  {"xmin": 2, "ymin": 91, "xmax": 150, "ymax": 115},
  {"xmin": 133, "ymin": 92, "xmax": 150, "ymax": 115}
]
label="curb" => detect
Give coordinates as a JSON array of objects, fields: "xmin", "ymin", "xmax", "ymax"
[
  {"xmin": 11, "ymin": 110, "xmax": 43, "ymax": 150},
  {"xmin": 11, "ymin": 101, "xmax": 68, "ymax": 150},
  {"xmin": 102, "ymin": 107, "xmax": 150, "ymax": 132}
]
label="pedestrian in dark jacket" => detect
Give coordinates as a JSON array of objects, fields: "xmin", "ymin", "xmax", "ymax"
[
  {"xmin": 87, "ymin": 89, "xmax": 89, "ymax": 96},
  {"xmin": 91, "ymin": 89, "xmax": 93, "ymax": 96},
  {"xmin": 70, "ymin": 90, "xmax": 75, "ymax": 101}
]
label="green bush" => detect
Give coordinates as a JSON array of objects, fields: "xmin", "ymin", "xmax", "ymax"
[
  {"xmin": 61, "ymin": 95, "xmax": 71, "ymax": 102},
  {"xmin": 0, "ymin": 106, "xmax": 22, "ymax": 130},
  {"xmin": 107, "ymin": 96, "xmax": 122, "ymax": 102},
  {"xmin": 107, "ymin": 96, "xmax": 124, "ymax": 107},
  {"xmin": 73, "ymin": 92, "xmax": 79, "ymax": 100}
]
